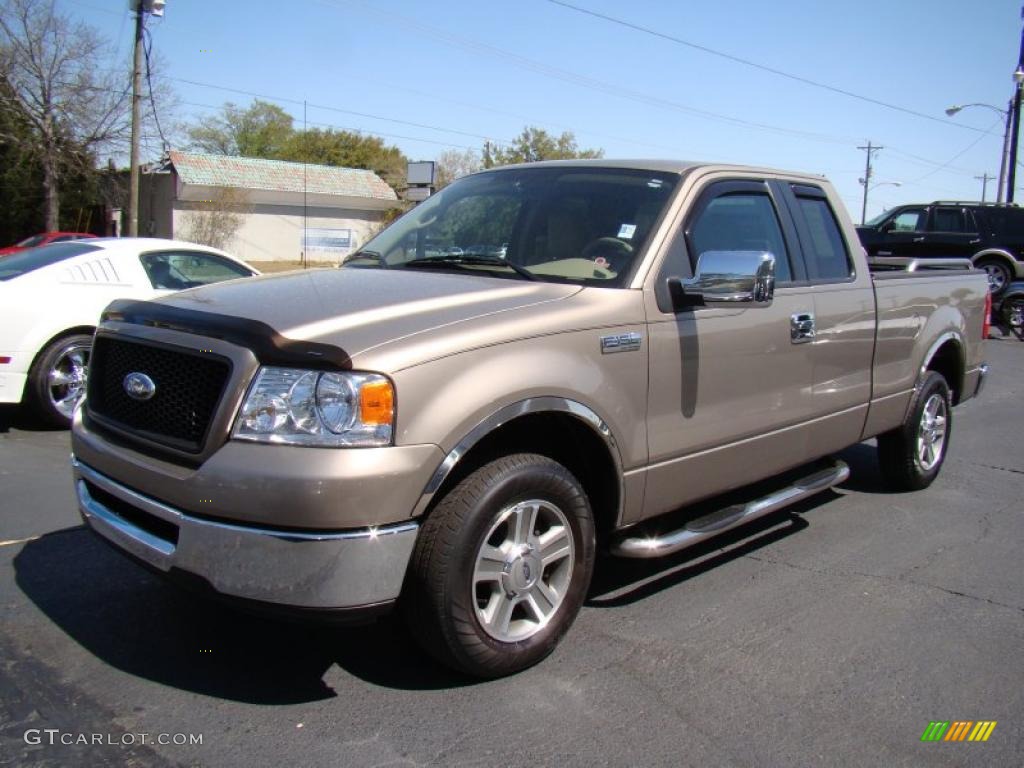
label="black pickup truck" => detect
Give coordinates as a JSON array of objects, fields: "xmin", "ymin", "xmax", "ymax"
[{"xmin": 856, "ymin": 201, "xmax": 1024, "ymax": 293}]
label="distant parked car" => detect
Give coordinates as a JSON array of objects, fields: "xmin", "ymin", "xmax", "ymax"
[
  {"xmin": 0, "ymin": 231, "xmax": 97, "ymax": 256},
  {"xmin": 856, "ymin": 201, "xmax": 1024, "ymax": 294},
  {"xmin": 0, "ymin": 238, "xmax": 259, "ymax": 426}
]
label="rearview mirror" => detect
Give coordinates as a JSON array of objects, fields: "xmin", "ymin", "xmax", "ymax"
[{"xmin": 667, "ymin": 250, "xmax": 775, "ymax": 310}]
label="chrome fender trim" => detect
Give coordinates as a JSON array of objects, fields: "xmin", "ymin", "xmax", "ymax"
[
  {"xmin": 916, "ymin": 330, "xmax": 964, "ymax": 401},
  {"xmin": 412, "ymin": 397, "xmax": 625, "ymax": 522}
]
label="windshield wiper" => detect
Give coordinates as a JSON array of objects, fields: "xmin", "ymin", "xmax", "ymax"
[{"xmin": 403, "ymin": 255, "xmax": 537, "ymax": 281}]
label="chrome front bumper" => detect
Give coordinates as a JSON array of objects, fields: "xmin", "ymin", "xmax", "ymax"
[{"xmin": 73, "ymin": 457, "xmax": 419, "ymax": 609}]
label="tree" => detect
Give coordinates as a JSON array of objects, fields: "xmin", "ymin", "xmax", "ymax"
[
  {"xmin": 435, "ymin": 148, "xmax": 482, "ymax": 188},
  {"xmin": 0, "ymin": 0, "xmax": 133, "ymax": 230},
  {"xmin": 279, "ymin": 127, "xmax": 407, "ymax": 190},
  {"xmin": 187, "ymin": 100, "xmax": 293, "ymax": 158},
  {"xmin": 483, "ymin": 127, "xmax": 603, "ymax": 168},
  {"xmin": 178, "ymin": 186, "xmax": 249, "ymax": 251},
  {"xmin": 186, "ymin": 103, "xmax": 409, "ymax": 193}
]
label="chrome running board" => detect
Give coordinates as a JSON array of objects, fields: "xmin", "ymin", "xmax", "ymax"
[{"xmin": 611, "ymin": 459, "xmax": 850, "ymax": 559}]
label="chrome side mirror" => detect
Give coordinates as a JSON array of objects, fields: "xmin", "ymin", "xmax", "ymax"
[{"xmin": 668, "ymin": 250, "xmax": 775, "ymax": 310}]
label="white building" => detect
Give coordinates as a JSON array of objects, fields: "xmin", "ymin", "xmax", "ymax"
[{"xmin": 140, "ymin": 151, "xmax": 399, "ymax": 264}]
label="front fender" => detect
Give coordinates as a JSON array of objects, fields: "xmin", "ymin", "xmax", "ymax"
[{"xmin": 391, "ymin": 327, "xmax": 649, "ymax": 513}]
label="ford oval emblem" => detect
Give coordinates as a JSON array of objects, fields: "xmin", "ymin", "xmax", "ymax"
[{"xmin": 123, "ymin": 372, "xmax": 156, "ymax": 401}]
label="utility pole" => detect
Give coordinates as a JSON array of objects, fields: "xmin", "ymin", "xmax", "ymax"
[
  {"xmin": 857, "ymin": 141, "xmax": 883, "ymax": 225},
  {"xmin": 127, "ymin": 5, "xmax": 145, "ymax": 237},
  {"xmin": 975, "ymin": 173, "xmax": 994, "ymax": 202},
  {"xmin": 127, "ymin": 1, "xmax": 166, "ymax": 236}
]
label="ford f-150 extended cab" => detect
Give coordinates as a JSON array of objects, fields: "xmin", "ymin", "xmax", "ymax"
[{"xmin": 71, "ymin": 161, "xmax": 989, "ymax": 678}]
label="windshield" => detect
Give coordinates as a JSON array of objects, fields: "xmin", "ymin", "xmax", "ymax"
[
  {"xmin": 864, "ymin": 210, "xmax": 891, "ymax": 227},
  {"xmin": 349, "ymin": 166, "xmax": 679, "ymax": 286},
  {"xmin": 0, "ymin": 242, "xmax": 102, "ymax": 281},
  {"xmin": 15, "ymin": 234, "xmax": 46, "ymax": 248}
]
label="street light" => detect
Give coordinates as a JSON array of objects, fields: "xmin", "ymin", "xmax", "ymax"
[
  {"xmin": 945, "ymin": 101, "xmax": 1012, "ymax": 204},
  {"xmin": 857, "ymin": 179, "xmax": 902, "ymax": 223}
]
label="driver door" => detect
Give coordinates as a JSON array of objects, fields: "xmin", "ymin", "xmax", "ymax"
[{"xmin": 639, "ymin": 179, "xmax": 818, "ymax": 523}]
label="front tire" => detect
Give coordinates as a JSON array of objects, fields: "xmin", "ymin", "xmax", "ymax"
[
  {"xmin": 27, "ymin": 333, "xmax": 92, "ymax": 428},
  {"xmin": 404, "ymin": 453, "xmax": 595, "ymax": 678},
  {"xmin": 877, "ymin": 371, "xmax": 952, "ymax": 491}
]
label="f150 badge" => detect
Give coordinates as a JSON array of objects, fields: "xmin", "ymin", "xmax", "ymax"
[{"xmin": 600, "ymin": 332, "xmax": 642, "ymax": 354}]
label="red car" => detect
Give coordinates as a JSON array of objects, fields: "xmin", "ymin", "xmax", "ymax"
[{"xmin": 0, "ymin": 231, "xmax": 97, "ymax": 256}]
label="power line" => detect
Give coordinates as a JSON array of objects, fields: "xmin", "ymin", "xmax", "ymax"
[
  {"xmin": 183, "ymin": 101, "xmax": 484, "ymax": 152},
  {"xmin": 545, "ymin": 0, "xmax": 993, "ymax": 135},
  {"xmin": 142, "ymin": 27, "xmax": 169, "ymax": 152},
  {"xmin": 325, "ymin": 0, "xmax": 859, "ymax": 146},
  {"xmin": 172, "ymin": 76, "xmax": 514, "ymax": 145},
  {"xmin": 906, "ymin": 116, "xmax": 1003, "ymax": 184}
]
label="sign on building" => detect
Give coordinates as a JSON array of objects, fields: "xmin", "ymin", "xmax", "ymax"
[{"xmin": 302, "ymin": 227, "xmax": 353, "ymax": 254}]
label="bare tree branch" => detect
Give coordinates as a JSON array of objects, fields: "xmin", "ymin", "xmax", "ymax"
[{"xmin": 0, "ymin": 0, "xmax": 170, "ymax": 228}]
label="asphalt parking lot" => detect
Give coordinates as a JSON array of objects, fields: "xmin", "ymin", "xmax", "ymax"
[{"xmin": 0, "ymin": 337, "xmax": 1021, "ymax": 768}]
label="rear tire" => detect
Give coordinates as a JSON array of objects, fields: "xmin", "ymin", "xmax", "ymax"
[
  {"xmin": 27, "ymin": 333, "xmax": 92, "ymax": 428},
  {"xmin": 976, "ymin": 257, "xmax": 1012, "ymax": 296},
  {"xmin": 403, "ymin": 453, "xmax": 595, "ymax": 678},
  {"xmin": 877, "ymin": 372, "xmax": 952, "ymax": 491}
]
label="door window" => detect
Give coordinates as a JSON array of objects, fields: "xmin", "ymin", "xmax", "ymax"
[
  {"xmin": 141, "ymin": 251, "xmax": 252, "ymax": 289},
  {"xmin": 889, "ymin": 209, "xmax": 926, "ymax": 232},
  {"xmin": 929, "ymin": 207, "xmax": 973, "ymax": 233},
  {"xmin": 687, "ymin": 192, "xmax": 792, "ymax": 282}
]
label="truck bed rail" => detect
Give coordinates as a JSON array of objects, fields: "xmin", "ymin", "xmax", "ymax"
[{"xmin": 868, "ymin": 256, "xmax": 975, "ymax": 274}]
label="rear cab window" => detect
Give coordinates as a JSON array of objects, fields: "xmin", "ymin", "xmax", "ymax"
[
  {"xmin": 789, "ymin": 185, "xmax": 854, "ymax": 282},
  {"xmin": 0, "ymin": 242, "xmax": 103, "ymax": 281}
]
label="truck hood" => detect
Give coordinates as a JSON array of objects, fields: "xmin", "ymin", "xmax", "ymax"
[{"xmin": 137, "ymin": 267, "xmax": 581, "ymax": 360}]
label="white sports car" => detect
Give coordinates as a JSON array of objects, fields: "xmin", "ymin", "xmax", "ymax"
[{"xmin": 0, "ymin": 238, "xmax": 259, "ymax": 426}]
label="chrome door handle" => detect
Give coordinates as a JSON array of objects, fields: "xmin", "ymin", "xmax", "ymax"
[
  {"xmin": 913, "ymin": 236, "xmax": 926, "ymax": 242},
  {"xmin": 791, "ymin": 312, "xmax": 815, "ymax": 344}
]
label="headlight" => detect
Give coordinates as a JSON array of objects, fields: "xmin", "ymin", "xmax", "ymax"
[{"xmin": 232, "ymin": 367, "xmax": 394, "ymax": 447}]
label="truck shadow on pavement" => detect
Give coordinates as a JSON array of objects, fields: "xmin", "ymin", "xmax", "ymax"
[
  {"xmin": 13, "ymin": 449, "xmax": 880, "ymax": 701},
  {"xmin": 0, "ymin": 404, "xmax": 62, "ymax": 434},
  {"xmin": 13, "ymin": 527, "xmax": 474, "ymax": 702}
]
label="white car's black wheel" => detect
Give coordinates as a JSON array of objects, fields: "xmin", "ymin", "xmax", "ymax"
[
  {"xmin": 877, "ymin": 372, "xmax": 952, "ymax": 491},
  {"xmin": 404, "ymin": 453, "xmax": 595, "ymax": 678},
  {"xmin": 28, "ymin": 333, "xmax": 92, "ymax": 428}
]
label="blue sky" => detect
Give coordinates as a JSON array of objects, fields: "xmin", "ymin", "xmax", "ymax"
[{"xmin": 65, "ymin": 0, "xmax": 1023, "ymax": 220}]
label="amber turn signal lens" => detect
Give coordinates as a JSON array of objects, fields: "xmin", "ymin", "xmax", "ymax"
[{"xmin": 359, "ymin": 380, "xmax": 394, "ymax": 425}]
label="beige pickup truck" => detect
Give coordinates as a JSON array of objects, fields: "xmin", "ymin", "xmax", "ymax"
[{"xmin": 71, "ymin": 160, "xmax": 989, "ymax": 678}]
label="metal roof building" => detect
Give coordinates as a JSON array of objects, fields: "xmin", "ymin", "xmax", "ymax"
[{"xmin": 140, "ymin": 151, "xmax": 399, "ymax": 264}]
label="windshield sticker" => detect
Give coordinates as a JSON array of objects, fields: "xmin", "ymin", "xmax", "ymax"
[{"xmin": 617, "ymin": 223, "xmax": 637, "ymax": 240}]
